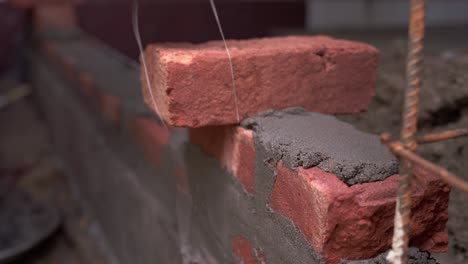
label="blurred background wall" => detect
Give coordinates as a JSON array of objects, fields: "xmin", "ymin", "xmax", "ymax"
[
  {"xmin": 0, "ymin": 6, "xmax": 24, "ymax": 74},
  {"xmin": 307, "ymin": 0, "xmax": 468, "ymax": 31},
  {"xmin": 1, "ymin": 0, "xmax": 468, "ymax": 73}
]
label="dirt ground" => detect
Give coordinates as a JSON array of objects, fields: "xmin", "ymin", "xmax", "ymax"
[{"xmin": 0, "ymin": 75, "xmax": 112, "ymax": 264}]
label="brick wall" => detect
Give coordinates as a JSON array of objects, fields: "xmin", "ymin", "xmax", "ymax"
[{"xmin": 31, "ymin": 24, "xmax": 447, "ymax": 264}]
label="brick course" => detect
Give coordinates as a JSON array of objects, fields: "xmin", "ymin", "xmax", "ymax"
[
  {"xmin": 190, "ymin": 126, "xmax": 256, "ymax": 193},
  {"xmin": 33, "ymin": 29, "xmax": 447, "ymax": 264},
  {"xmin": 142, "ymin": 36, "xmax": 378, "ymax": 127}
]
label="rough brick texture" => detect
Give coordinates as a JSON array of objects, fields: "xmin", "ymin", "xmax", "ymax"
[
  {"xmin": 142, "ymin": 36, "xmax": 378, "ymax": 127},
  {"xmin": 190, "ymin": 126, "xmax": 256, "ymax": 193},
  {"xmin": 232, "ymin": 236, "xmax": 259, "ymax": 264},
  {"xmin": 272, "ymin": 161, "xmax": 449, "ymax": 263}
]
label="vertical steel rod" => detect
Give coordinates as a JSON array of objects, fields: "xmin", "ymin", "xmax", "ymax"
[{"xmin": 387, "ymin": 1, "xmax": 426, "ymax": 263}]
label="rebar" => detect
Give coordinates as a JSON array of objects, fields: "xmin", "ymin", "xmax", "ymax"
[
  {"xmin": 417, "ymin": 128, "xmax": 468, "ymax": 144},
  {"xmin": 387, "ymin": 1, "xmax": 426, "ymax": 263},
  {"xmin": 381, "ymin": 133, "xmax": 468, "ymax": 193}
]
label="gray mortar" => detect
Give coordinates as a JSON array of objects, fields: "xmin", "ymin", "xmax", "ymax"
[
  {"xmin": 242, "ymin": 108, "xmax": 399, "ymax": 185},
  {"xmin": 53, "ymin": 37, "xmax": 153, "ymax": 116},
  {"xmin": 341, "ymin": 248, "xmax": 439, "ymax": 264},
  {"xmin": 244, "ymin": 110, "xmax": 436, "ymax": 263},
  {"xmin": 34, "ymin": 56, "xmax": 182, "ymax": 264},
  {"xmin": 184, "ymin": 144, "xmax": 324, "ymax": 264}
]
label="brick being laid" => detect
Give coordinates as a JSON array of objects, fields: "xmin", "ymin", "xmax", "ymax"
[
  {"xmin": 189, "ymin": 109, "xmax": 449, "ymax": 263},
  {"xmin": 244, "ymin": 109, "xmax": 449, "ymax": 263},
  {"xmin": 141, "ymin": 36, "xmax": 378, "ymax": 127}
]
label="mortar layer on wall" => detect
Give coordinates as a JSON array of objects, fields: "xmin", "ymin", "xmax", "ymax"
[{"xmin": 242, "ymin": 108, "xmax": 399, "ymax": 185}]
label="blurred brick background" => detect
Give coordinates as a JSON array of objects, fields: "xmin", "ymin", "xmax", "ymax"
[{"xmin": 0, "ymin": 6, "xmax": 24, "ymax": 74}]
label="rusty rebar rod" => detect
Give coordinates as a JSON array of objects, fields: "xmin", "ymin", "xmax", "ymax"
[
  {"xmin": 417, "ymin": 128, "xmax": 468, "ymax": 144},
  {"xmin": 382, "ymin": 133, "xmax": 468, "ymax": 193},
  {"xmin": 387, "ymin": 1, "xmax": 426, "ymax": 263}
]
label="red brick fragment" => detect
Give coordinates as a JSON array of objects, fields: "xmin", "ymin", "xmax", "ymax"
[
  {"xmin": 190, "ymin": 126, "xmax": 256, "ymax": 193},
  {"xmin": 142, "ymin": 36, "xmax": 378, "ymax": 127},
  {"xmin": 271, "ymin": 161, "xmax": 449, "ymax": 264},
  {"xmin": 129, "ymin": 117, "xmax": 171, "ymax": 166},
  {"xmin": 231, "ymin": 236, "xmax": 259, "ymax": 264}
]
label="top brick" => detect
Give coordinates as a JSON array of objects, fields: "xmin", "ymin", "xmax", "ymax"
[{"xmin": 141, "ymin": 36, "xmax": 378, "ymax": 127}]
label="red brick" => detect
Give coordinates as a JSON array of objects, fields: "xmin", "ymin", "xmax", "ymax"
[
  {"xmin": 231, "ymin": 236, "xmax": 258, "ymax": 264},
  {"xmin": 142, "ymin": 36, "xmax": 378, "ymax": 127},
  {"xmin": 129, "ymin": 117, "xmax": 171, "ymax": 166},
  {"xmin": 96, "ymin": 90, "xmax": 121, "ymax": 124},
  {"xmin": 271, "ymin": 161, "xmax": 449, "ymax": 263},
  {"xmin": 190, "ymin": 126, "xmax": 256, "ymax": 193}
]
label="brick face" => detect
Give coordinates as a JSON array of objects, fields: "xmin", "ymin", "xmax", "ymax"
[
  {"xmin": 189, "ymin": 126, "xmax": 256, "ymax": 193},
  {"xmin": 232, "ymin": 236, "xmax": 262, "ymax": 264},
  {"xmin": 272, "ymin": 161, "xmax": 449, "ymax": 263},
  {"xmin": 142, "ymin": 36, "xmax": 378, "ymax": 127}
]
